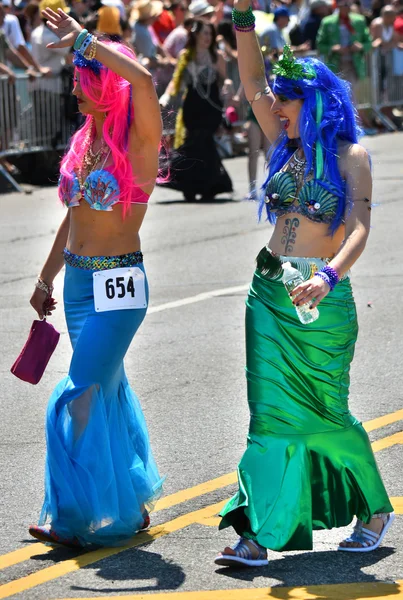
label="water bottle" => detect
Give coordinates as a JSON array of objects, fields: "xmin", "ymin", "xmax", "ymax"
[{"xmin": 281, "ymin": 262, "xmax": 320, "ymax": 325}]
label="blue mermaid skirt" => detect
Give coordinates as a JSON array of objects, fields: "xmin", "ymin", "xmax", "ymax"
[{"xmin": 38, "ymin": 251, "xmax": 163, "ymax": 547}]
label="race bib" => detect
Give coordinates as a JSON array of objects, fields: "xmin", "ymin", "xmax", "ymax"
[{"xmin": 93, "ymin": 267, "xmax": 147, "ymax": 312}]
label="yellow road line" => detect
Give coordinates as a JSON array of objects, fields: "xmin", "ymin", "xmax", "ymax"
[
  {"xmin": 56, "ymin": 580, "xmax": 403, "ymax": 600},
  {"xmin": 154, "ymin": 472, "xmax": 237, "ymax": 512},
  {"xmin": 364, "ymin": 408, "xmax": 403, "ymax": 432},
  {"xmin": 0, "ymin": 545, "xmax": 53, "ymax": 571},
  {"xmin": 0, "ymin": 501, "xmax": 226, "ymax": 600},
  {"xmin": 391, "ymin": 496, "xmax": 403, "ymax": 514},
  {"xmin": 372, "ymin": 431, "xmax": 403, "ymax": 452}
]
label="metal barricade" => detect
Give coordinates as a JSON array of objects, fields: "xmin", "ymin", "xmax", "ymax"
[
  {"xmin": 377, "ymin": 48, "xmax": 403, "ymax": 109},
  {"xmin": 0, "ymin": 73, "xmax": 72, "ymax": 157},
  {"xmin": 0, "ymin": 72, "xmax": 74, "ymax": 190}
]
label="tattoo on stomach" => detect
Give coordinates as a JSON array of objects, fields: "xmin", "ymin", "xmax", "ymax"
[{"xmin": 281, "ymin": 217, "xmax": 299, "ymax": 253}]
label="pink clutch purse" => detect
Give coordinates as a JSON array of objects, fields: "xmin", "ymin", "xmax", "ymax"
[{"xmin": 11, "ymin": 319, "xmax": 60, "ymax": 385}]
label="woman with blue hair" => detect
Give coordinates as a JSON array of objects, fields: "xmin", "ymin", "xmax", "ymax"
[{"xmin": 214, "ymin": 0, "xmax": 394, "ymax": 568}]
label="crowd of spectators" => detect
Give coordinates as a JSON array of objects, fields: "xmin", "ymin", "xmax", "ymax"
[{"xmin": 1, "ymin": 0, "xmax": 403, "ymax": 178}]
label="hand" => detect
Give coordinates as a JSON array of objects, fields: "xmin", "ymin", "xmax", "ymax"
[
  {"xmin": 7, "ymin": 71, "xmax": 16, "ymax": 85},
  {"xmin": 331, "ymin": 44, "xmax": 342, "ymax": 54},
  {"xmin": 159, "ymin": 91, "xmax": 171, "ymax": 107},
  {"xmin": 296, "ymin": 41, "xmax": 312, "ymax": 52},
  {"xmin": 289, "ymin": 275, "xmax": 330, "ymax": 310},
  {"xmin": 350, "ymin": 41, "xmax": 363, "ymax": 53},
  {"xmin": 30, "ymin": 287, "xmax": 57, "ymax": 319},
  {"xmin": 42, "ymin": 7, "xmax": 82, "ymax": 49},
  {"xmin": 233, "ymin": 0, "xmax": 251, "ymax": 12},
  {"xmin": 26, "ymin": 67, "xmax": 39, "ymax": 80},
  {"xmin": 39, "ymin": 65, "xmax": 52, "ymax": 76}
]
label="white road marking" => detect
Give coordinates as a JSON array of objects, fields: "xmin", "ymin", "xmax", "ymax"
[{"xmin": 148, "ymin": 284, "xmax": 250, "ymax": 314}]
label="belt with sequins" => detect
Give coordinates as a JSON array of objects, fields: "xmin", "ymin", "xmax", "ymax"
[{"xmin": 63, "ymin": 248, "xmax": 143, "ymax": 271}]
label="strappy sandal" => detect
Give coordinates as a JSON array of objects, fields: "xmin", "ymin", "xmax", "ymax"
[
  {"xmin": 214, "ymin": 537, "xmax": 268, "ymax": 568},
  {"xmin": 338, "ymin": 512, "xmax": 395, "ymax": 552},
  {"xmin": 28, "ymin": 525, "xmax": 82, "ymax": 549}
]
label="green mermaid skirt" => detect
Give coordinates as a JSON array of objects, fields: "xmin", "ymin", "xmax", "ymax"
[{"xmin": 219, "ymin": 249, "xmax": 393, "ymax": 552}]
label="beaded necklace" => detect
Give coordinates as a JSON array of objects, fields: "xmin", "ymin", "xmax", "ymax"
[
  {"xmin": 284, "ymin": 150, "xmax": 310, "ymax": 192},
  {"xmin": 77, "ymin": 121, "xmax": 110, "ymax": 192}
]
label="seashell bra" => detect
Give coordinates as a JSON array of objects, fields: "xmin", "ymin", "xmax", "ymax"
[
  {"xmin": 59, "ymin": 166, "xmax": 149, "ymax": 211},
  {"xmin": 264, "ymin": 152, "xmax": 340, "ymax": 225}
]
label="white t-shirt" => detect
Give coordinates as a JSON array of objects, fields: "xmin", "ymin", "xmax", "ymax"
[
  {"xmin": 30, "ymin": 24, "xmax": 70, "ymax": 92},
  {"xmin": 1, "ymin": 13, "xmax": 26, "ymax": 49}
]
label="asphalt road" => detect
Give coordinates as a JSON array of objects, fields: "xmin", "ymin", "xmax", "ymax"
[{"xmin": 0, "ymin": 132, "xmax": 402, "ymax": 600}]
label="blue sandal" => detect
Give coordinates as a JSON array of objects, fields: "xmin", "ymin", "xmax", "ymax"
[
  {"xmin": 338, "ymin": 513, "xmax": 395, "ymax": 552},
  {"xmin": 214, "ymin": 537, "xmax": 268, "ymax": 568}
]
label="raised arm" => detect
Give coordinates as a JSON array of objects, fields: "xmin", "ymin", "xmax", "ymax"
[
  {"xmin": 233, "ymin": 0, "xmax": 281, "ymax": 144},
  {"xmin": 42, "ymin": 8, "xmax": 162, "ymax": 147}
]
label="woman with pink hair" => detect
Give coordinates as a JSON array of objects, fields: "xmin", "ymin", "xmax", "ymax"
[{"xmin": 27, "ymin": 9, "xmax": 164, "ymax": 548}]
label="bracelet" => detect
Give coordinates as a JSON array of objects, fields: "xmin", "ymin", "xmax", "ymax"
[
  {"xmin": 86, "ymin": 35, "xmax": 97, "ymax": 60},
  {"xmin": 232, "ymin": 6, "xmax": 255, "ymax": 28},
  {"xmin": 321, "ymin": 265, "xmax": 340, "ymax": 288},
  {"xmin": 35, "ymin": 277, "xmax": 54, "ymax": 296},
  {"xmin": 74, "ymin": 28, "xmax": 89, "ymax": 51},
  {"xmin": 234, "ymin": 24, "xmax": 255, "ymax": 32},
  {"xmin": 248, "ymin": 85, "xmax": 271, "ymax": 104},
  {"xmin": 79, "ymin": 33, "xmax": 93, "ymax": 56},
  {"xmin": 314, "ymin": 266, "xmax": 340, "ymax": 292},
  {"xmin": 314, "ymin": 271, "xmax": 333, "ymax": 290}
]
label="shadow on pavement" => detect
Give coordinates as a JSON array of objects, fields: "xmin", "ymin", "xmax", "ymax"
[
  {"xmin": 215, "ymin": 547, "xmax": 398, "ymax": 595},
  {"xmin": 70, "ymin": 548, "xmax": 185, "ymax": 594}
]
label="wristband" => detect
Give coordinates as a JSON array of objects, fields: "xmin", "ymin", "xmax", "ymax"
[
  {"xmin": 74, "ymin": 28, "xmax": 89, "ymax": 50},
  {"xmin": 78, "ymin": 33, "xmax": 93, "ymax": 56}
]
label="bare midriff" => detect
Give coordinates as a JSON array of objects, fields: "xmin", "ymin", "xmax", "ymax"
[
  {"xmin": 268, "ymin": 213, "xmax": 345, "ymax": 258},
  {"xmin": 67, "ymin": 200, "xmax": 148, "ymax": 256}
]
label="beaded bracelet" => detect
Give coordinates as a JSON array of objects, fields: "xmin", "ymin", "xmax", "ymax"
[
  {"xmin": 74, "ymin": 28, "xmax": 89, "ymax": 51},
  {"xmin": 234, "ymin": 24, "xmax": 255, "ymax": 32},
  {"xmin": 232, "ymin": 6, "xmax": 255, "ymax": 28},
  {"xmin": 86, "ymin": 35, "xmax": 97, "ymax": 60},
  {"xmin": 314, "ymin": 265, "xmax": 340, "ymax": 292}
]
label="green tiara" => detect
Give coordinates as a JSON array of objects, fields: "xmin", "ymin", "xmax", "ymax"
[{"xmin": 272, "ymin": 45, "xmax": 315, "ymax": 80}]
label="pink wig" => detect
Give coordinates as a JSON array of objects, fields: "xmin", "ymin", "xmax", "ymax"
[{"xmin": 59, "ymin": 41, "xmax": 137, "ymax": 216}]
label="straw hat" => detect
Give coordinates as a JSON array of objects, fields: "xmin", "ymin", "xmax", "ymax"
[
  {"xmin": 97, "ymin": 5, "xmax": 123, "ymax": 35},
  {"xmin": 39, "ymin": 0, "xmax": 68, "ymax": 13},
  {"xmin": 130, "ymin": 0, "xmax": 163, "ymax": 23}
]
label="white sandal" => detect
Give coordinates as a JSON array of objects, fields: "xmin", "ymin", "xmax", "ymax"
[
  {"xmin": 214, "ymin": 537, "xmax": 268, "ymax": 568},
  {"xmin": 338, "ymin": 512, "xmax": 395, "ymax": 552}
]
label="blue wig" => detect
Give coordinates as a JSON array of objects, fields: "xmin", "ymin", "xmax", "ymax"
[{"xmin": 261, "ymin": 57, "xmax": 362, "ymax": 235}]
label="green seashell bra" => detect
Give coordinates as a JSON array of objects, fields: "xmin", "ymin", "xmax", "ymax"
[{"xmin": 264, "ymin": 151, "xmax": 340, "ymax": 225}]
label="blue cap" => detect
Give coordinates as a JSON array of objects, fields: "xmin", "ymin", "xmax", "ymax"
[{"xmin": 274, "ymin": 7, "xmax": 290, "ymax": 19}]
